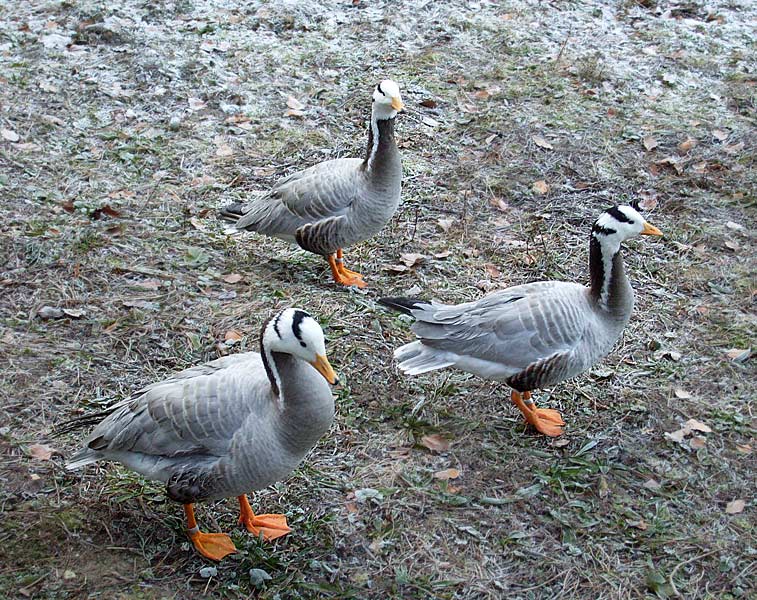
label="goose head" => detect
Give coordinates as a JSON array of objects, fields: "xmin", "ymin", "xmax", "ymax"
[
  {"xmin": 263, "ymin": 308, "xmax": 338, "ymax": 384},
  {"xmin": 592, "ymin": 204, "xmax": 662, "ymax": 254},
  {"xmin": 372, "ymin": 79, "xmax": 403, "ymax": 120}
]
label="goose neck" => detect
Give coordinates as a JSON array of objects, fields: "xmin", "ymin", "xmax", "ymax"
[
  {"xmin": 589, "ymin": 235, "xmax": 633, "ymax": 316},
  {"xmin": 363, "ymin": 114, "xmax": 398, "ymax": 173}
]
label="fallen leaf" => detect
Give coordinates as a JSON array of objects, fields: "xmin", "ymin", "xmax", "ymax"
[
  {"xmin": 689, "ymin": 436, "xmax": 706, "ymax": 449},
  {"xmin": 664, "ymin": 428, "xmax": 688, "ymax": 443},
  {"xmin": 286, "ymin": 95, "xmax": 304, "ymax": 110},
  {"xmin": 489, "ymin": 197, "xmax": 510, "ymax": 212},
  {"xmin": 399, "ymin": 253, "xmax": 427, "ymax": 268},
  {"xmin": 674, "ymin": 389, "xmax": 692, "ymax": 399},
  {"xmin": 37, "ymin": 306, "xmax": 63, "ymax": 319},
  {"xmin": 134, "ymin": 279, "xmax": 161, "ymax": 291},
  {"xmin": 223, "ymin": 273, "xmax": 243, "ymax": 284},
  {"xmin": 437, "ymin": 218, "xmax": 454, "ymax": 232},
  {"xmin": 725, "ymin": 221, "xmax": 745, "ymax": 232},
  {"xmin": 684, "ymin": 418, "xmax": 712, "ymax": 433},
  {"xmin": 712, "ymin": 129, "xmax": 728, "ymax": 142},
  {"xmin": 532, "ymin": 180, "xmax": 549, "ymax": 195},
  {"xmin": 532, "ymin": 135, "xmax": 554, "ymax": 150},
  {"xmin": 433, "ymin": 468, "xmax": 460, "ymax": 480},
  {"xmin": 638, "ymin": 192, "xmax": 658, "ymax": 211},
  {"xmin": 1, "ymin": 128, "xmax": 20, "ymax": 142},
  {"xmin": 225, "ymin": 330, "xmax": 243, "ymax": 342},
  {"xmin": 29, "ymin": 443, "xmax": 55, "ymax": 460},
  {"xmin": 433, "ymin": 250, "xmax": 451, "ymax": 259},
  {"xmin": 723, "ymin": 141, "xmax": 744, "ymax": 155},
  {"xmin": 484, "ymin": 263, "xmax": 501, "ymax": 278},
  {"xmin": 420, "ymin": 434, "xmax": 450, "ymax": 453},
  {"xmin": 188, "ymin": 97, "xmax": 206, "ymax": 111},
  {"xmin": 643, "ymin": 478, "xmax": 661, "ymax": 491},
  {"xmin": 384, "ymin": 264, "xmax": 409, "ymax": 274},
  {"xmin": 656, "ymin": 156, "xmax": 684, "ymax": 175},
  {"xmin": 421, "ymin": 116, "xmax": 440, "ymax": 128},
  {"xmin": 725, "ymin": 348, "xmax": 751, "ymax": 362},
  {"xmin": 643, "ymin": 135, "xmax": 658, "ymax": 151},
  {"xmin": 99, "ymin": 204, "xmax": 122, "ymax": 218},
  {"xmin": 628, "ymin": 519, "xmax": 648, "ymax": 530},
  {"xmin": 551, "ymin": 437, "xmax": 570, "ymax": 448},
  {"xmin": 735, "ymin": 444, "xmax": 751, "ymax": 454},
  {"xmin": 62, "ymin": 308, "xmax": 85, "ymax": 318},
  {"xmin": 677, "ymin": 137, "xmax": 697, "ymax": 153},
  {"xmin": 122, "ymin": 299, "xmax": 160, "ymax": 311},
  {"xmin": 725, "ymin": 499, "xmax": 745, "ymax": 514},
  {"xmin": 419, "ymin": 98, "xmax": 437, "ymax": 108},
  {"xmin": 284, "ymin": 108, "xmax": 305, "ymax": 118},
  {"xmin": 215, "ymin": 144, "xmax": 233, "ymax": 157}
]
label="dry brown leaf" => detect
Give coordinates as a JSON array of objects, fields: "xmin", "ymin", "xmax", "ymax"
[
  {"xmin": 638, "ymin": 192, "xmax": 658, "ymax": 211},
  {"xmin": 643, "ymin": 135, "xmax": 658, "ymax": 151},
  {"xmin": 725, "ymin": 499, "xmax": 745, "ymax": 514},
  {"xmin": 484, "ymin": 263, "xmax": 501, "ymax": 278},
  {"xmin": 724, "ymin": 142, "xmax": 745, "ymax": 155},
  {"xmin": 677, "ymin": 137, "xmax": 697, "ymax": 153},
  {"xmin": 215, "ymin": 144, "xmax": 233, "ymax": 157},
  {"xmin": 724, "ymin": 348, "xmax": 750, "ymax": 362},
  {"xmin": 664, "ymin": 428, "xmax": 689, "ymax": 443},
  {"xmin": 643, "ymin": 478, "xmax": 661, "ymax": 491},
  {"xmin": 420, "ymin": 434, "xmax": 450, "ymax": 453},
  {"xmin": 224, "ymin": 330, "xmax": 243, "ymax": 342},
  {"xmin": 433, "ymin": 468, "xmax": 460, "ymax": 480},
  {"xmin": 29, "ymin": 443, "xmax": 55, "ymax": 460},
  {"xmin": 628, "ymin": 519, "xmax": 648, "ymax": 530},
  {"xmin": 223, "ymin": 273, "xmax": 243, "ymax": 284},
  {"xmin": 489, "ymin": 197, "xmax": 510, "ymax": 212},
  {"xmin": 689, "ymin": 436, "xmax": 706, "ymax": 450},
  {"xmin": 284, "ymin": 108, "xmax": 305, "ymax": 118},
  {"xmin": 135, "ymin": 279, "xmax": 161, "ymax": 291},
  {"xmin": 62, "ymin": 308, "xmax": 85, "ymax": 318},
  {"xmin": 532, "ymin": 180, "xmax": 549, "ymax": 195},
  {"xmin": 673, "ymin": 389, "xmax": 692, "ymax": 399},
  {"xmin": 735, "ymin": 444, "xmax": 751, "ymax": 454},
  {"xmin": 551, "ymin": 437, "xmax": 570, "ymax": 448},
  {"xmin": 399, "ymin": 253, "xmax": 427, "ymax": 268},
  {"xmin": 286, "ymin": 95, "xmax": 304, "ymax": 110},
  {"xmin": 712, "ymin": 129, "xmax": 728, "ymax": 141},
  {"xmin": 419, "ymin": 98, "xmax": 437, "ymax": 108},
  {"xmin": 433, "ymin": 250, "xmax": 451, "ymax": 259},
  {"xmin": 1, "ymin": 128, "xmax": 20, "ymax": 142},
  {"xmin": 532, "ymin": 135, "xmax": 554, "ymax": 150},
  {"xmin": 437, "ymin": 218, "xmax": 454, "ymax": 232},
  {"xmin": 684, "ymin": 418, "xmax": 712, "ymax": 433},
  {"xmin": 188, "ymin": 97, "xmax": 206, "ymax": 111},
  {"xmin": 384, "ymin": 264, "xmax": 409, "ymax": 274}
]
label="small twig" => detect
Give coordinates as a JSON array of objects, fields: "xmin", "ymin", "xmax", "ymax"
[
  {"xmin": 669, "ymin": 549, "xmax": 720, "ymax": 597},
  {"xmin": 554, "ymin": 25, "xmax": 573, "ymax": 67}
]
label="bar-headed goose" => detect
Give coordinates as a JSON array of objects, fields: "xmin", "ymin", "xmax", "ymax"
[
  {"xmin": 66, "ymin": 308, "xmax": 338, "ymax": 560},
  {"xmin": 221, "ymin": 80, "xmax": 404, "ymax": 288},
  {"xmin": 380, "ymin": 204, "xmax": 663, "ymax": 437}
]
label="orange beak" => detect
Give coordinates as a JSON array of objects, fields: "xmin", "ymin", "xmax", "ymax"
[
  {"xmin": 640, "ymin": 221, "xmax": 663, "ymax": 236},
  {"xmin": 310, "ymin": 354, "xmax": 339, "ymax": 385},
  {"xmin": 391, "ymin": 97, "xmax": 404, "ymax": 112}
]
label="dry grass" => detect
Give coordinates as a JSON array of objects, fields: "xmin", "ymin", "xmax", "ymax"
[{"xmin": 1, "ymin": 0, "xmax": 754, "ymax": 598}]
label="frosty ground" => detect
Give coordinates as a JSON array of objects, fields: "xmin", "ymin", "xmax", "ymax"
[{"xmin": 0, "ymin": 0, "xmax": 754, "ymax": 598}]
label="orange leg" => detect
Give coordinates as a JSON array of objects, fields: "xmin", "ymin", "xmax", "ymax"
[
  {"xmin": 237, "ymin": 495, "xmax": 291, "ymax": 541},
  {"xmin": 511, "ymin": 390, "xmax": 565, "ymax": 437},
  {"xmin": 184, "ymin": 503, "xmax": 237, "ymax": 561},
  {"xmin": 327, "ymin": 250, "xmax": 367, "ymax": 288}
]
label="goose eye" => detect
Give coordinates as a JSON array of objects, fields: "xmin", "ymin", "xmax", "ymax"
[{"xmin": 300, "ymin": 341, "xmax": 307, "ymax": 348}]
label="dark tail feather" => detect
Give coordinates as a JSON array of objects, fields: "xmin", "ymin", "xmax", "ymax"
[
  {"xmin": 53, "ymin": 408, "xmax": 115, "ymax": 437},
  {"xmin": 218, "ymin": 202, "xmax": 246, "ymax": 223},
  {"xmin": 378, "ymin": 297, "xmax": 429, "ymax": 315}
]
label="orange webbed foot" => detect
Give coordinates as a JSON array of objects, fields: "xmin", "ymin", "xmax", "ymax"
[
  {"xmin": 188, "ymin": 530, "xmax": 237, "ymax": 561},
  {"xmin": 334, "ymin": 271, "xmax": 367, "ymax": 288},
  {"xmin": 511, "ymin": 390, "xmax": 566, "ymax": 437},
  {"xmin": 239, "ymin": 512, "xmax": 291, "ymax": 541},
  {"xmin": 237, "ymin": 495, "xmax": 291, "ymax": 542}
]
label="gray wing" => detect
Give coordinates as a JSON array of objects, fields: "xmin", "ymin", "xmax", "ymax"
[
  {"xmin": 235, "ymin": 158, "xmax": 364, "ymax": 246},
  {"xmin": 84, "ymin": 353, "xmax": 272, "ymax": 459},
  {"xmin": 409, "ymin": 282, "xmax": 594, "ymax": 371}
]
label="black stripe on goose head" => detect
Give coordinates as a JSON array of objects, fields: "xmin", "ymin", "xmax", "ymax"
[
  {"xmin": 272, "ymin": 310, "xmax": 283, "ymax": 339},
  {"xmin": 606, "ymin": 206, "xmax": 634, "ymax": 224},
  {"xmin": 377, "ymin": 82, "xmax": 386, "ymax": 96},
  {"xmin": 592, "ymin": 223, "xmax": 617, "ymax": 236},
  {"xmin": 291, "ymin": 309, "xmax": 309, "ymax": 348}
]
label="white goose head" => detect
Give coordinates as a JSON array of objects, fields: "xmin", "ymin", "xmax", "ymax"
[
  {"xmin": 263, "ymin": 308, "xmax": 338, "ymax": 384},
  {"xmin": 371, "ymin": 79, "xmax": 403, "ymax": 120},
  {"xmin": 592, "ymin": 204, "xmax": 662, "ymax": 254}
]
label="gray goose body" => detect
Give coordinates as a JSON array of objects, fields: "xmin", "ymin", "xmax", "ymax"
[
  {"xmin": 380, "ymin": 205, "xmax": 662, "ymax": 436},
  {"xmin": 67, "ymin": 351, "xmax": 334, "ymax": 502},
  {"xmin": 66, "ymin": 308, "xmax": 338, "ymax": 560},
  {"xmin": 222, "ymin": 80, "xmax": 403, "ymax": 286}
]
